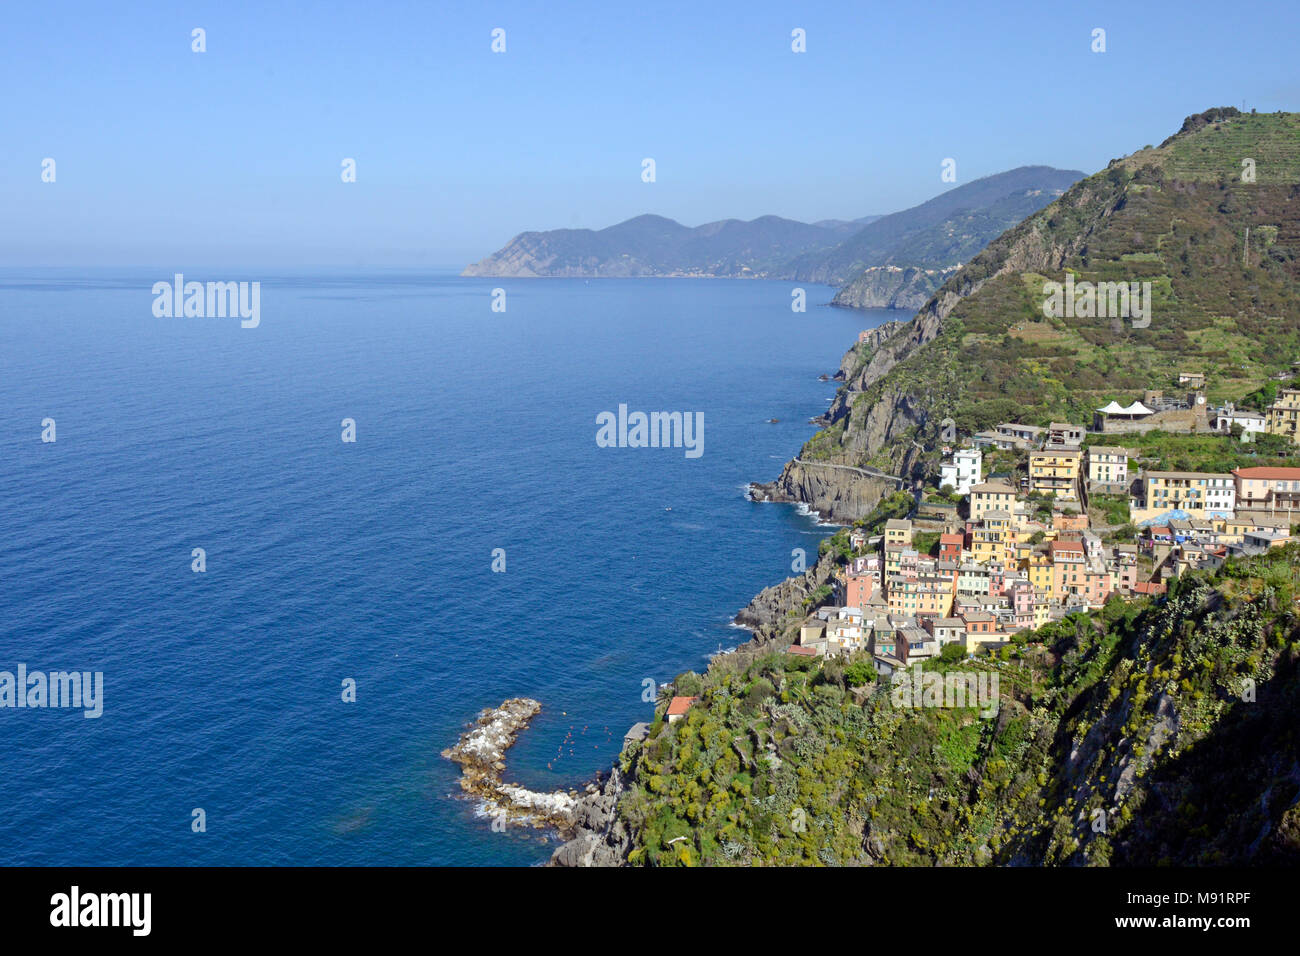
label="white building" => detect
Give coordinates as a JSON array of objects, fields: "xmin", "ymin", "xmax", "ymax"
[
  {"xmin": 1205, "ymin": 475, "xmax": 1237, "ymax": 516},
  {"xmin": 1213, "ymin": 406, "xmax": 1268, "ymax": 442},
  {"xmin": 939, "ymin": 447, "xmax": 982, "ymax": 495},
  {"xmin": 1086, "ymin": 445, "xmax": 1128, "ymax": 487},
  {"xmin": 826, "ymin": 617, "xmax": 867, "ymax": 655}
]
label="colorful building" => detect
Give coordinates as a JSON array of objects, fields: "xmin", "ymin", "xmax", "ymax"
[
  {"xmin": 1029, "ymin": 449, "xmax": 1082, "ymax": 500},
  {"xmin": 1265, "ymin": 389, "xmax": 1300, "ymax": 446}
]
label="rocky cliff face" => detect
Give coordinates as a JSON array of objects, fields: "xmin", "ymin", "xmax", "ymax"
[
  {"xmin": 548, "ymin": 766, "xmax": 633, "ymax": 867},
  {"xmin": 831, "ymin": 265, "xmax": 957, "ymax": 311},
  {"xmin": 733, "ymin": 548, "xmax": 840, "ymax": 642},
  {"xmin": 749, "ymin": 460, "xmax": 900, "ymax": 525},
  {"xmin": 462, "ymin": 233, "xmax": 562, "ymax": 277}
]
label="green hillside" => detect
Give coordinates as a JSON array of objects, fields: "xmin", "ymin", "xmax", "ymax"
[
  {"xmin": 618, "ymin": 544, "xmax": 1300, "ymax": 866},
  {"xmin": 790, "ymin": 166, "xmax": 1083, "ymax": 285},
  {"xmin": 816, "ymin": 108, "xmax": 1300, "ymax": 477}
]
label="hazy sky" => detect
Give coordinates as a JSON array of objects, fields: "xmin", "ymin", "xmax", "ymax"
[{"xmin": 4, "ymin": 0, "xmax": 1297, "ymax": 267}]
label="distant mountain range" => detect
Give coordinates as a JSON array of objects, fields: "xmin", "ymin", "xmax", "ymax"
[
  {"xmin": 789, "ymin": 166, "xmax": 1084, "ymax": 284},
  {"xmin": 461, "ymin": 213, "xmax": 881, "ymax": 279},
  {"xmin": 462, "ymin": 166, "xmax": 1084, "ymax": 310}
]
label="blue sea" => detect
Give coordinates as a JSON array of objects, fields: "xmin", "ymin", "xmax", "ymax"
[{"xmin": 0, "ymin": 270, "xmax": 895, "ymax": 865}]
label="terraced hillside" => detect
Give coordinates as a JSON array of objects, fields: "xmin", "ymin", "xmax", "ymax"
[{"xmin": 762, "ymin": 108, "xmax": 1300, "ymax": 520}]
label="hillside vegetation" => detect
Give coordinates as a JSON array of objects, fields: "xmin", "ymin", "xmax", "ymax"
[
  {"xmin": 807, "ymin": 108, "xmax": 1300, "ymax": 485},
  {"xmin": 791, "ymin": 166, "xmax": 1082, "ymax": 285},
  {"xmin": 618, "ymin": 544, "xmax": 1300, "ymax": 866}
]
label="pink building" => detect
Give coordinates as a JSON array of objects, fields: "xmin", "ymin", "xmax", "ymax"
[
  {"xmin": 1050, "ymin": 539, "xmax": 1087, "ymax": 602},
  {"xmin": 1233, "ymin": 466, "xmax": 1300, "ymax": 516},
  {"xmin": 1008, "ymin": 579, "xmax": 1035, "ymax": 630},
  {"xmin": 846, "ymin": 571, "xmax": 875, "ymax": 609}
]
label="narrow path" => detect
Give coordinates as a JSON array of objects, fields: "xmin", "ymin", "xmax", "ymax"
[{"xmin": 791, "ymin": 457, "xmax": 904, "ymax": 485}]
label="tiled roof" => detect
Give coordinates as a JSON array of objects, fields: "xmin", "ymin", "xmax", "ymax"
[{"xmin": 1233, "ymin": 467, "xmax": 1300, "ymax": 480}]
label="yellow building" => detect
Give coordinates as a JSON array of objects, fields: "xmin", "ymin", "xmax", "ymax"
[
  {"xmin": 971, "ymin": 512, "xmax": 1014, "ymax": 566},
  {"xmin": 969, "ymin": 481, "xmax": 1017, "ymax": 520},
  {"xmin": 1032, "ymin": 599, "xmax": 1052, "ymax": 629},
  {"xmin": 1132, "ymin": 471, "xmax": 1236, "ymax": 524},
  {"xmin": 883, "ymin": 518, "xmax": 913, "ymax": 547},
  {"xmin": 1019, "ymin": 551, "xmax": 1054, "ymax": 598},
  {"xmin": 1221, "ymin": 516, "xmax": 1253, "ymax": 546},
  {"xmin": 1266, "ymin": 389, "xmax": 1300, "ymax": 446},
  {"xmin": 1029, "ymin": 449, "xmax": 1082, "ymax": 500},
  {"xmin": 916, "ymin": 579, "xmax": 955, "ymax": 617}
]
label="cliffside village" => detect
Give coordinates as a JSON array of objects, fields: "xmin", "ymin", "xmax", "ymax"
[{"xmin": 790, "ymin": 380, "xmax": 1300, "ymax": 676}]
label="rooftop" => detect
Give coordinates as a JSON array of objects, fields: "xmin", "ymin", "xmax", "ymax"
[
  {"xmin": 1233, "ymin": 466, "xmax": 1300, "ymax": 480},
  {"xmin": 971, "ymin": 481, "xmax": 1017, "ymax": 494},
  {"xmin": 1146, "ymin": 470, "xmax": 1233, "ymax": 480}
]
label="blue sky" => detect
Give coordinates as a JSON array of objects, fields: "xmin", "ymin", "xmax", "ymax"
[{"xmin": 3, "ymin": 0, "xmax": 1297, "ymax": 267}]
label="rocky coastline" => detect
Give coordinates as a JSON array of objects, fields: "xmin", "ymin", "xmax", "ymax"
[
  {"xmin": 442, "ymin": 698, "xmax": 591, "ymax": 835},
  {"xmin": 830, "ymin": 264, "xmax": 958, "ymax": 312},
  {"xmin": 448, "ymin": 285, "xmax": 946, "ymax": 864}
]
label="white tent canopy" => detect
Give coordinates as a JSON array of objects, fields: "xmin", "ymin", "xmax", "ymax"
[{"xmin": 1098, "ymin": 400, "xmax": 1154, "ymax": 416}]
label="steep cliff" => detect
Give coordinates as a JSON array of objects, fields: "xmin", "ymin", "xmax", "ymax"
[
  {"xmin": 733, "ymin": 548, "xmax": 841, "ymax": 642},
  {"xmin": 831, "ymin": 265, "xmax": 957, "ymax": 311}
]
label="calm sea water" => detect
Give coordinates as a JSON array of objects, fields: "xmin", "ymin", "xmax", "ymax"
[{"xmin": 0, "ymin": 270, "xmax": 895, "ymax": 865}]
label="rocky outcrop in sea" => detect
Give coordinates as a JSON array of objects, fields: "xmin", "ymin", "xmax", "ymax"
[
  {"xmin": 749, "ymin": 460, "xmax": 901, "ymax": 525},
  {"xmin": 442, "ymin": 698, "xmax": 590, "ymax": 833}
]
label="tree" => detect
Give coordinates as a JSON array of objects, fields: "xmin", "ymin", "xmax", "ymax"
[
  {"xmin": 940, "ymin": 642, "xmax": 967, "ymax": 663},
  {"xmin": 676, "ymin": 672, "xmax": 704, "ymax": 697},
  {"xmin": 844, "ymin": 659, "xmax": 877, "ymax": 687}
]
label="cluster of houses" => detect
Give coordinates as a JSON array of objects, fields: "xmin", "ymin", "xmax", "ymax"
[
  {"xmin": 1139, "ymin": 513, "xmax": 1293, "ymax": 579},
  {"xmin": 1130, "ymin": 466, "xmax": 1300, "ymax": 525},
  {"xmin": 789, "ymin": 377, "xmax": 1299, "ymax": 676},
  {"xmin": 949, "ymin": 425, "xmax": 1124, "ymax": 501},
  {"xmin": 938, "ymin": 408, "xmax": 1300, "ymax": 529},
  {"xmin": 791, "ymin": 506, "xmax": 1154, "ymax": 674}
]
